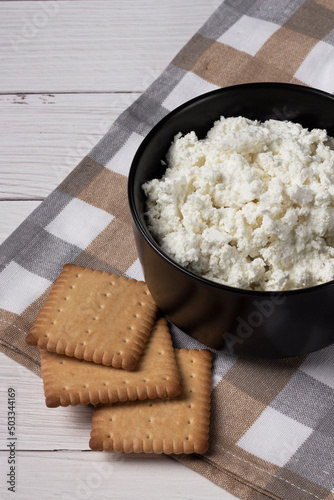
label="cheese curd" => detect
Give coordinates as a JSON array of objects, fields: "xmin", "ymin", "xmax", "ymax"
[{"xmin": 142, "ymin": 116, "xmax": 334, "ymax": 291}]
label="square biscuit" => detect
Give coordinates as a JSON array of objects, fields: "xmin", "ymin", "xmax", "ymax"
[
  {"xmin": 26, "ymin": 264, "xmax": 158, "ymax": 370},
  {"xmin": 89, "ymin": 348, "xmax": 212, "ymax": 455},
  {"xmin": 40, "ymin": 318, "xmax": 181, "ymax": 407}
]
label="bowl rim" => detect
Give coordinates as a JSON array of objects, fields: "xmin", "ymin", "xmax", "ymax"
[{"xmin": 128, "ymin": 82, "xmax": 334, "ymax": 297}]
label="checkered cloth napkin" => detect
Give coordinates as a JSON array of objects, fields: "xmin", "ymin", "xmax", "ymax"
[{"xmin": 1, "ymin": 1, "xmax": 334, "ymax": 498}]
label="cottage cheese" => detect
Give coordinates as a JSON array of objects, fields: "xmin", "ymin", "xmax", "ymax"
[{"xmin": 142, "ymin": 116, "xmax": 334, "ymax": 291}]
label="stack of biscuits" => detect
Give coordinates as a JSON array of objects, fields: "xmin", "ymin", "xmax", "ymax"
[{"xmin": 26, "ymin": 264, "xmax": 212, "ymax": 455}]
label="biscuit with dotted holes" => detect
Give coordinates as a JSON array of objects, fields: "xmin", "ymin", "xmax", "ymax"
[
  {"xmin": 89, "ymin": 349, "xmax": 212, "ymax": 455},
  {"xmin": 39, "ymin": 318, "xmax": 180, "ymax": 407},
  {"xmin": 26, "ymin": 264, "xmax": 158, "ymax": 370}
]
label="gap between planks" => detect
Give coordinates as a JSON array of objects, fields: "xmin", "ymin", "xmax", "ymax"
[
  {"xmin": 0, "ymin": 92, "xmax": 141, "ymax": 199},
  {"xmin": 0, "ymin": 91, "xmax": 142, "ymax": 95}
]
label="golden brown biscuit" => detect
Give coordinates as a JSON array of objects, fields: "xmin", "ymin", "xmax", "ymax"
[
  {"xmin": 89, "ymin": 349, "xmax": 212, "ymax": 454},
  {"xmin": 40, "ymin": 318, "xmax": 181, "ymax": 407},
  {"xmin": 26, "ymin": 264, "xmax": 158, "ymax": 370}
]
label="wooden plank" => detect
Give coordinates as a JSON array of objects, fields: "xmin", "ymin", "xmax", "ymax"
[
  {"xmin": 0, "ymin": 0, "xmax": 221, "ymax": 93},
  {"xmin": 0, "ymin": 201, "xmax": 40, "ymax": 244},
  {"xmin": 0, "ymin": 2, "xmax": 240, "ymax": 498},
  {"xmin": 0, "ymin": 353, "xmax": 92, "ymax": 450},
  {"xmin": 0, "ymin": 92, "xmax": 140, "ymax": 199},
  {"xmin": 0, "ymin": 354, "xmax": 237, "ymax": 499},
  {"xmin": 0, "ymin": 450, "xmax": 232, "ymax": 500}
]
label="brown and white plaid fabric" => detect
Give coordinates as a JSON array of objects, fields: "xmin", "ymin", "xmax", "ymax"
[{"xmin": 1, "ymin": 1, "xmax": 334, "ymax": 499}]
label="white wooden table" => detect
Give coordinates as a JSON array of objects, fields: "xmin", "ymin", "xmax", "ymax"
[{"xmin": 0, "ymin": 2, "xmax": 238, "ymax": 498}]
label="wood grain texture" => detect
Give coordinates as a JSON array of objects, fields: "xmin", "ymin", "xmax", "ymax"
[
  {"xmin": 0, "ymin": 450, "xmax": 228, "ymax": 500},
  {"xmin": 0, "ymin": 0, "xmax": 238, "ymax": 498},
  {"xmin": 0, "ymin": 354, "xmax": 236, "ymax": 500},
  {"xmin": 0, "ymin": 0, "xmax": 221, "ymax": 93},
  {"xmin": 0, "ymin": 92, "xmax": 140, "ymax": 199},
  {"xmin": 0, "ymin": 354, "xmax": 92, "ymax": 451}
]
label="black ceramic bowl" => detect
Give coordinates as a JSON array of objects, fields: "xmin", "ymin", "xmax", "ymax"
[{"xmin": 128, "ymin": 82, "xmax": 334, "ymax": 357}]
